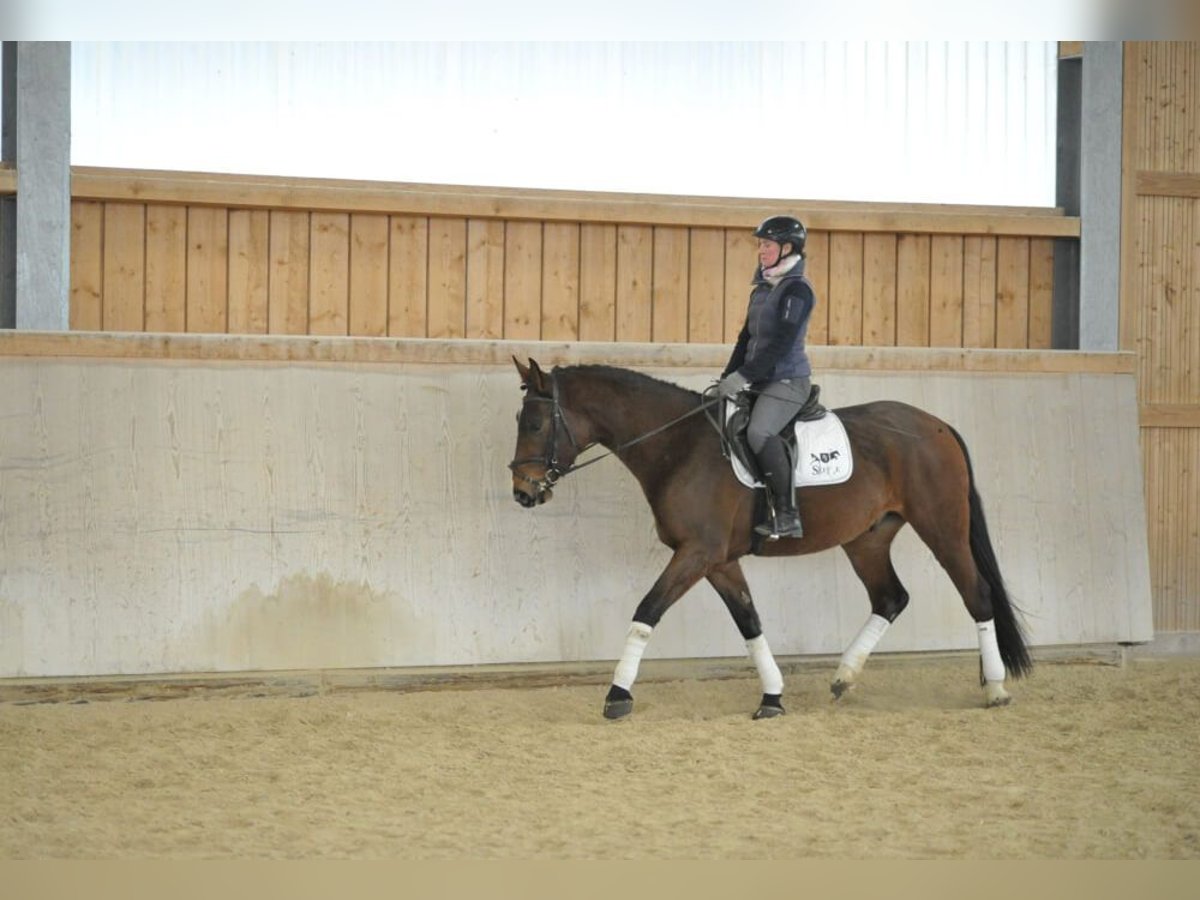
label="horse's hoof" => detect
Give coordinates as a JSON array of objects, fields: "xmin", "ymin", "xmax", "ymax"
[
  {"xmin": 603, "ymin": 685, "xmax": 634, "ymax": 720},
  {"xmin": 752, "ymin": 693, "xmax": 785, "ymax": 719},
  {"xmin": 603, "ymin": 698, "xmax": 633, "ymax": 719},
  {"xmin": 983, "ymin": 681, "xmax": 1011, "ymax": 708},
  {"xmin": 830, "ymin": 679, "xmax": 853, "ymax": 701}
]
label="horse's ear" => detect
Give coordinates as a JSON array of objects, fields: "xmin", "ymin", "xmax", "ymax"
[
  {"xmin": 513, "ymin": 357, "xmax": 549, "ymax": 394},
  {"xmin": 513, "ymin": 355, "xmax": 531, "ymax": 387}
]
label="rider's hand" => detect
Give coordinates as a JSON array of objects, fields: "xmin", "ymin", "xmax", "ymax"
[{"xmin": 717, "ymin": 372, "xmax": 749, "ymax": 399}]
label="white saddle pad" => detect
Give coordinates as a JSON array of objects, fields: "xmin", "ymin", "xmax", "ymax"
[{"xmin": 728, "ymin": 405, "xmax": 854, "ymax": 489}]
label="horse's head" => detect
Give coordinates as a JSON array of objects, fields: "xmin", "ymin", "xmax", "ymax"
[{"xmin": 509, "ymin": 357, "xmax": 585, "ymax": 508}]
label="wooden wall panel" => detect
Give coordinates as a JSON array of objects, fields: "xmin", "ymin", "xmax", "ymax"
[
  {"xmin": 466, "ymin": 219, "xmax": 505, "ymax": 340},
  {"xmin": 269, "ymin": 211, "xmax": 311, "ymax": 335},
  {"xmin": 963, "ymin": 236, "xmax": 997, "ymax": 348},
  {"xmin": 428, "ymin": 218, "xmax": 468, "ymax": 340},
  {"xmin": 995, "ymin": 237, "xmax": 1030, "ymax": 349},
  {"xmin": 227, "ymin": 210, "xmax": 269, "ymax": 335},
  {"xmin": 687, "ymin": 227, "xmax": 725, "ymax": 343},
  {"xmin": 616, "ymin": 225, "xmax": 652, "ymax": 342},
  {"xmin": 1121, "ymin": 41, "xmax": 1200, "ymax": 639},
  {"xmin": 722, "ymin": 230, "xmax": 756, "ymax": 343},
  {"xmin": 862, "ymin": 234, "xmax": 897, "ymax": 346},
  {"xmin": 929, "ymin": 235, "xmax": 964, "ymax": 347},
  {"xmin": 145, "ymin": 205, "xmax": 187, "ymax": 333},
  {"xmin": 308, "ymin": 213, "xmax": 350, "ymax": 336},
  {"xmin": 541, "ymin": 222, "xmax": 580, "ymax": 341},
  {"xmin": 651, "ymin": 227, "xmax": 689, "ymax": 343},
  {"xmin": 102, "ymin": 203, "xmax": 146, "ymax": 332},
  {"xmin": 1028, "ymin": 238, "xmax": 1055, "ymax": 349},
  {"xmin": 828, "ymin": 233, "xmax": 864, "ymax": 345},
  {"xmin": 803, "ymin": 230, "xmax": 830, "ymax": 346},
  {"xmin": 896, "ymin": 234, "xmax": 931, "ymax": 347},
  {"xmin": 348, "ymin": 214, "xmax": 389, "ymax": 338},
  {"xmin": 578, "ymin": 224, "xmax": 617, "ymax": 342},
  {"xmin": 503, "ymin": 221, "xmax": 543, "ymax": 340},
  {"xmin": 387, "ymin": 215, "xmax": 427, "ymax": 339},
  {"xmin": 185, "ymin": 207, "xmax": 228, "ymax": 334},
  {"xmin": 69, "ymin": 201, "xmax": 103, "ymax": 331}
]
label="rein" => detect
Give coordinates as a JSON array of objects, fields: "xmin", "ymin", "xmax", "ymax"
[{"xmin": 509, "ymin": 374, "xmax": 722, "ymax": 492}]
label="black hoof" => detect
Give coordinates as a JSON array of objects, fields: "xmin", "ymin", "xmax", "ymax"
[
  {"xmin": 752, "ymin": 693, "xmax": 785, "ymax": 719},
  {"xmin": 830, "ymin": 679, "xmax": 851, "ymax": 701},
  {"xmin": 604, "ymin": 685, "xmax": 633, "ymax": 720}
]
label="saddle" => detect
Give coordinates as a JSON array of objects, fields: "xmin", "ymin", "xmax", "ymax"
[{"xmin": 720, "ymin": 384, "xmax": 828, "ymax": 485}]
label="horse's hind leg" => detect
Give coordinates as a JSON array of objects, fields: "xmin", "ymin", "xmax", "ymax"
[
  {"xmin": 707, "ymin": 561, "xmax": 785, "ymax": 719},
  {"xmin": 833, "ymin": 514, "xmax": 909, "ymax": 700}
]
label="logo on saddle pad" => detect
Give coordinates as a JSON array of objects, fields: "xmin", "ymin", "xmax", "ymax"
[{"xmin": 727, "ymin": 407, "xmax": 854, "ymax": 490}]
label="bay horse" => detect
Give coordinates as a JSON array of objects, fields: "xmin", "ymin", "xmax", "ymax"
[{"xmin": 508, "ymin": 358, "xmax": 1031, "ymax": 720}]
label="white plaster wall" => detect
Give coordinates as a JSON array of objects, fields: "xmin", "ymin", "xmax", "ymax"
[{"xmin": 0, "ymin": 356, "xmax": 1153, "ymax": 677}]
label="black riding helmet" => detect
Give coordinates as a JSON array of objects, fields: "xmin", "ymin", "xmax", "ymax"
[{"xmin": 753, "ymin": 215, "xmax": 807, "ymax": 257}]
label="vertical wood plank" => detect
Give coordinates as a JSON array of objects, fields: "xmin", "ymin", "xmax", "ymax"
[
  {"xmin": 102, "ymin": 202, "xmax": 146, "ymax": 332},
  {"xmin": 145, "ymin": 205, "xmax": 187, "ymax": 333},
  {"xmin": 541, "ymin": 222, "xmax": 580, "ymax": 341},
  {"xmin": 828, "ymin": 233, "xmax": 863, "ymax": 345},
  {"xmin": 651, "ymin": 226, "xmax": 689, "ymax": 343},
  {"xmin": 504, "ymin": 221, "xmax": 543, "ymax": 340},
  {"xmin": 268, "ymin": 210, "xmax": 311, "ymax": 335},
  {"xmin": 995, "ymin": 237, "xmax": 1030, "ymax": 348},
  {"xmin": 929, "ymin": 235, "xmax": 965, "ymax": 347},
  {"xmin": 616, "ymin": 225, "xmax": 652, "ymax": 342},
  {"xmin": 862, "ymin": 233, "xmax": 897, "ymax": 346},
  {"xmin": 1028, "ymin": 237, "xmax": 1055, "ymax": 349},
  {"xmin": 69, "ymin": 201, "xmax": 103, "ymax": 331},
  {"xmin": 309, "ymin": 213, "xmax": 350, "ymax": 336},
  {"xmin": 896, "ymin": 234, "xmax": 932, "ymax": 347},
  {"xmin": 962, "ymin": 236, "xmax": 997, "ymax": 348},
  {"xmin": 579, "ymin": 223, "xmax": 617, "ymax": 342},
  {"xmin": 428, "ymin": 217, "xmax": 468, "ymax": 339},
  {"xmin": 803, "ymin": 230, "xmax": 830, "ymax": 346},
  {"xmin": 348, "ymin": 214, "xmax": 390, "ymax": 337},
  {"xmin": 688, "ymin": 227, "xmax": 725, "ymax": 343},
  {"xmin": 723, "ymin": 229, "xmax": 757, "ymax": 342},
  {"xmin": 466, "ymin": 219, "xmax": 505, "ymax": 340},
  {"xmin": 387, "ymin": 215, "xmax": 428, "ymax": 338},
  {"xmin": 227, "ymin": 209, "xmax": 270, "ymax": 335},
  {"xmin": 186, "ymin": 207, "xmax": 229, "ymax": 334}
]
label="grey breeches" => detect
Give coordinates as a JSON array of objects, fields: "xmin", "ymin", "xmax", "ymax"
[{"xmin": 747, "ymin": 378, "xmax": 812, "ymax": 453}]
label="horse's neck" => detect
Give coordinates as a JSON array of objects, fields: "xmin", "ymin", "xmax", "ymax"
[{"xmin": 565, "ymin": 370, "xmax": 699, "ymax": 462}]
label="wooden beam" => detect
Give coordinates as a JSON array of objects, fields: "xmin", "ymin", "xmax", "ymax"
[
  {"xmin": 0, "ymin": 330, "xmax": 1137, "ymax": 374},
  {"xmin": 1135, "ymin": 170, "xmax": 1200, "ymax": 199},
  {"xmin": 1140, "ymin": 404, "xmax": 1200, "ymax": 429},
  {"xmin": 1059, "ymin": 42, "xmax": 1084, "ymax": 59},
  {"xmin": 0, "ymin": 164, "xmax": 15, "ymax": 196},
  {"xmin": 69, "ymin": 166, "xmax": 1081, "ymax": 238}
]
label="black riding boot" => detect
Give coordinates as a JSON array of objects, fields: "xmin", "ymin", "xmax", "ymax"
[{"xmin": 754, "ymin": 436, "xmax": 804, "ymax": 539}]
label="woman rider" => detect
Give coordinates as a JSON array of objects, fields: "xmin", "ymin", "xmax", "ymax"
[{"xmin": 716, "ymin": 214, "xmax": 816, "ymax": 539}]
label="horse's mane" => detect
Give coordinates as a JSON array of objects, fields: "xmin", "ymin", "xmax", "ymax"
[{"xmin": 558, "ymin": 364, "xmax": 703, "ymax": 403}]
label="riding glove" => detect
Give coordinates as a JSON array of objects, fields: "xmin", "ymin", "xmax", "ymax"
[{"xmin": 717, "ymin": 371, "xmax": 750, "ymax": 399}]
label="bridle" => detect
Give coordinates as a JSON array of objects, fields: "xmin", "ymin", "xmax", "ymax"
[
  {"xmin": 508, "ymin": 373, "xmax": 586, "ymax": 497},
  {"xmin": 509, "ymin": 371, "xmax": 721, "ymax": 498}
]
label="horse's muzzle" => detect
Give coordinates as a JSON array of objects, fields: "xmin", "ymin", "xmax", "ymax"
[{"xmin": 513, "ymin": 484, "xmax": 552, "ymax": 507}]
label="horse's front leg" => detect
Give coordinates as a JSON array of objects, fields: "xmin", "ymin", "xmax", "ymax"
[
  {"xmin": 604, "ymin": 547, "xmax": 710, "ymax": 720},
  {"xmin": 707, "ymin": 561, "xmax": 785, "ymax": 719}
]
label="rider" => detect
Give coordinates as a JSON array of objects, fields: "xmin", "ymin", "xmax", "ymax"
[{"xmin": 717, "ymin": 215, "xmax": 816, "ymax": 539}]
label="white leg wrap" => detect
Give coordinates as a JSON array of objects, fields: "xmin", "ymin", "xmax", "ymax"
[
  {"xmin": 838, "ymin": 613, "xmax": 891, "ymax": 678},
  {"xmin": 746, "ymin": 635, "xmax": 784, "ymax": 696},
  {"xmin": 612, "ymin": 622, "xmax": 653, "ymax": 691},
  {"xmin": 977, "ymin": 619, "xmax": 1006, "ymax": 683}
]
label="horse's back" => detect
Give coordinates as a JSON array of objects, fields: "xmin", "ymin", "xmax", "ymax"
[{"xmin": 832, "ymin": 399, "xmax": 963, "ymax": 474}]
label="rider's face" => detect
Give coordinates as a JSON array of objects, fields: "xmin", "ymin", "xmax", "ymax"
[{"xmin": 757, "ymin": 238, "xmax": 784, "ymax": 268}]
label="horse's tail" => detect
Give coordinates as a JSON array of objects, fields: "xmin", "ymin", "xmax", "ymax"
[{"xmin": 949, "ymin": 426, "xmax": 1033, "ymax": 679}]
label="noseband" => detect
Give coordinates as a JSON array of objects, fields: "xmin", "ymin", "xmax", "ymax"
[{"xmin": 508, "ymin": 374, "xmax": 586, "ymax": 495}]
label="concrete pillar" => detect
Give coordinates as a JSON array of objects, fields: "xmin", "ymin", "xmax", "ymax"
[
  {"xmin": 1078, "ymin": 42, "xmax": 1124, "ymax": 352},
  {"xmin": 0, "ymin": 41, "xmax": 72, "ymax": 331}
]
